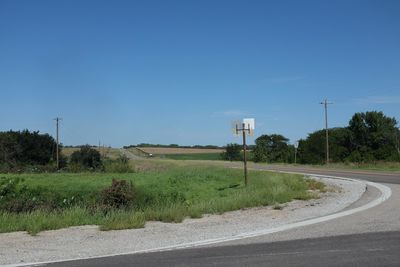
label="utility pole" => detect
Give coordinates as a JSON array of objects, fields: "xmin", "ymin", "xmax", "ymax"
[
  {"xmin": 320, "ymin": 99, "xmax": 332, "ymax": 165},
  {"xmin": 54, "ymin": 117, "xmax": 62, "ymax": 170},
  {"xmin": 233, "ymin": 119, "xmax": 254, "ymax": 187},
  {"xmin": 242, "ymin": 123, "xmax": 248, "ymax": 186}
]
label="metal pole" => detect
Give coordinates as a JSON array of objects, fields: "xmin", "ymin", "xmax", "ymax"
[
  {"xmin": 294, "ymin": 147, "xmax": 297, "ymax": 164},
  {"xmin": 242, "ymin": 123, "xmax": 248, "ymax": 186}
]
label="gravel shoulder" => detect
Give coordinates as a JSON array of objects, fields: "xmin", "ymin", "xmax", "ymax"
[{"xmin": 0, "ymin": 176, "xmax": 366, "ymax": 266}]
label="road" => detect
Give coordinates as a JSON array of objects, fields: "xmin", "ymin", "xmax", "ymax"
[{"xmin": 45, "ymin": 165, "xmax": 400, "ymax": 267}]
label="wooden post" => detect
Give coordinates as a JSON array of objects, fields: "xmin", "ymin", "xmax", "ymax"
[{"xmin": 242, "ymin": 123, "xmax": 248, "ymax": 186}]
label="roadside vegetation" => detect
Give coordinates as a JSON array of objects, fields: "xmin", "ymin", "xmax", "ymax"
[
  {"xmin": 299, "ymin": 161, "xmax": 400, "ymax": 172},
  {"xmin": 0, "ymin": 160, "xmax": 324, "ymax": 235},
  {"xmin": 249, "ymin": 111, "xmax": 400, "ymax": 169},
  {"xmin": 0, "ymin": 109, "xmax": 397, "ymax": 235}
]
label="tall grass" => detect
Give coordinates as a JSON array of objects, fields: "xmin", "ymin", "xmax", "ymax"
[{"xmin": 0, "ymin": 161, "xmax": 324, "ymax": 234}]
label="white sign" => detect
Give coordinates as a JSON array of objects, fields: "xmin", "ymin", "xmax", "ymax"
[{"xmin": 232, "ymin": 118, "xmax": 255, "ymax": 136}]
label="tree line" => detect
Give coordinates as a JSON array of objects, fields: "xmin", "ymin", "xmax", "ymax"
[
  {"xmin": 123, "ymin": 143, "xmax": 222, "ymax": 149},
  {"xmin": 1, "ymin": 110, "xmax": 398, "ymax": 170},
  {"xmin": 225, "ymin": 111, "xmax": 400, "ymax": 164}
]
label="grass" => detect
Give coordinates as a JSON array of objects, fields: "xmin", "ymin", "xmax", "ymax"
[
  {"xmin": 263, "ymin": 161, "xmax": 400, "ymax": 172},
  {"xmin": 162, "ymin": 153, "xmax": 223, "ymax": 160},
  {"xmin": 137, "ymin": 147, "xmax": 224, "ymax": 155},
  {"xmin": 320, "ymin": 161, "xmax": 400, "ymax": 172},
  {"xmin": 0, "ymin": 160, "xmax": 325, "ymax": 234}
]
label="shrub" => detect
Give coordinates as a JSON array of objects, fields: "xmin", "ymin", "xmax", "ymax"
[
  {"xmin": 0, "ymin": 130, "xmax": 65, "ymax": 172},
  {"xmin": 100, "ymin": 179, "xmax": 135, "ymax": 209},
  {"xmin": 221, "ymin": 143, "xmax": 242, "ymax": 161},
  {"xmin": 103, "ymin": 155, "xmax": 134, "ymax": 173},
  {"xmin": 70, "ymin": 145, "xmax": 102, "ymax": 170}
]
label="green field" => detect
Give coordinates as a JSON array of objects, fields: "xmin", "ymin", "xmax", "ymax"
[
  {"xmin": 162, "ymin": 153, "xmax": 223, "ymax": 160},
  {"xmin": 0, "ymin": 161, "xmax": 325, "ymax": 234}
]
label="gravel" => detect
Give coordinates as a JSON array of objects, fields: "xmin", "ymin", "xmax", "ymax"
[{"xmin": 0, "ymin": 176, "xmax": 366, "ymax": 266}]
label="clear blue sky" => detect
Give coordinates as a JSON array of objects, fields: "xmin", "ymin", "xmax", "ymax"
[{"xmin": 1, "ymin": 0, "xmax": 399, "ymax": 147}]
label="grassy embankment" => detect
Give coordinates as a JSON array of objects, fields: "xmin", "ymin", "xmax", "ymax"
[
  {"xmin": 0, "ymin": 160, "xmax": 325, "ymax": 235},
  {"xmin": 261, "ymin": 161, "xmax": 400, "ymax": 172},
  {"xmin": 316, "ymin": 161, "xmax": 400, "ymax": 172}
]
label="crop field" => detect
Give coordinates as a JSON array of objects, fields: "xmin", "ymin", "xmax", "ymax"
[
  {"xmin": 163, "ymin": 153, "xmax": 223, "ymax": 160},
  {"xmin": 138, "ymin": 147, "xmax": 224, "ymax": 155},
  {"xmin": 0, "ymin": 160, "xmax": 325, "ymax": 234}
]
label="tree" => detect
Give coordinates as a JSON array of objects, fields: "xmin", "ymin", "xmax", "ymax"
[
  {"xmin": 253, "ymin": 134, "xmax": 291, "ymax": 163},
  {"xmin": 348, "ymin": 111, "xmax": 399, "ymax": 161},
  {"xmin": 0, "ymin": 130, "xmax": 60, "ymax": 169},
  {"xmin": 297, "ymin": 128, "xmax": 352, "ymax": 164},
  {"xmin": 221, "ymin": 143, "xmax": 242, "ymax": 161},
  {"xmin": 70, "ymin": 145, "xmax": 102, "ymax": 169}
]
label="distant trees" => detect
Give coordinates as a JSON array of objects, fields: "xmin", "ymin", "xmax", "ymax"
[
  {"xmin": 253, "ymin": 134, "xmax": 294, "ymax": 163},
  {"xmin": 124, "ymin": 143, "xmax": 222, "ymax": 149},
  {"xmin": 298, "ymin": 111, "xmax": 400, "ymax": 163},
  {"xmin": 221, "ymin": 143, "xmax": 242, "ymax": 161},
  {"xmin": 297, "ymin": 128, "xmax": 352, "ymax": 164},
  {"xmin": 0, "ymin": 130, "xmax": 59, "ymax": 170}
]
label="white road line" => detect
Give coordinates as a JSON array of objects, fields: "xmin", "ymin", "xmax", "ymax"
[{"xmin": 2, "ymin": 174, "xmax": 392, "ymax": 267}]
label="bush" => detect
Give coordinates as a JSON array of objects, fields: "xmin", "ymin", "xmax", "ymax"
[
  {"xmin": 100, "ymin": 179, "xmax": 135, "ymax": 209},
  {"xmin": 103, "ymin": 155, "xmax": 134, "ymax": 173},
  {"xmin": 0, "ymin": 130, "xmax": 65, "ymax": 172},
  {"xmin": 70, "ymin": 145, "xmax": 102, "ymax": 170},
  {"xmin": 221, "ymin": 143, "xmax": 242, "ymax": 161}
]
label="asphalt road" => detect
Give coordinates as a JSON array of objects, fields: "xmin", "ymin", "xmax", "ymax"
[
  {"xmin": 48, "ymin": 231, "xmax": 400, "ymax": 267},
  {"xmin": 43, "ymin": 165, "xmax": 400, "ymax": 267},
  {"xmin": 242, "ymin": 163, "xmax": 400, "ymax": 184}
]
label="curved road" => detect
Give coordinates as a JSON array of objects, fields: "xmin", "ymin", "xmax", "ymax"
[{"xmin": 46, "ymin": 164, "xmax": 400, "ymax": 267}]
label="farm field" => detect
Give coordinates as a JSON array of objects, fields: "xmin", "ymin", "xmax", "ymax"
[
  {"xmin": 163, "ymin": 153, "xmax": 223, "ymax": 160},
  {"xmin": 138, "ymin": 147, "xmax": 224, "ymax": 155},
  {"xmin": 0, "ymin": 160, "xmax": 324, "ymax": 234}
]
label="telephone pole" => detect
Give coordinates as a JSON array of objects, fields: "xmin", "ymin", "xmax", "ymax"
[
  {"xmin": 294, "ymin": 141, "xmax": 299, "ymax": 164},
  {"xmin": 320, "ymin": 99, "xmax": 332, "ymax": 165},
  {"xmin": 54, "ymin": 117, "xmax": 62, "ymax": 170},
  {"xmin": 233, "ymin": 119, "xmax": 254, "ymax": 186},
  {"xmin": 242, "ymin": 123, "xmax": 248, "ymax": 186}
]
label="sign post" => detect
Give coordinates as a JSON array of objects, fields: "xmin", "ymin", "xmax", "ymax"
[
  {"xmin": 232, "ymin": 118, "xmax": 255, "ymax": 186},
  {"xmin": 294, "ymin": 141, "xmax": 299, "ymax": 165}
]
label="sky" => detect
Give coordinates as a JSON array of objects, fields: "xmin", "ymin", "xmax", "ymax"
[{"xmin": 0, "ymin": 0, "xmax": 399, "ymax": 147}]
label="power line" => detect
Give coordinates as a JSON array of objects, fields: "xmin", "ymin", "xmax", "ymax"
[{"xmin": 320, "ymin": 99, "xmax": 333, "ymax": 165}]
